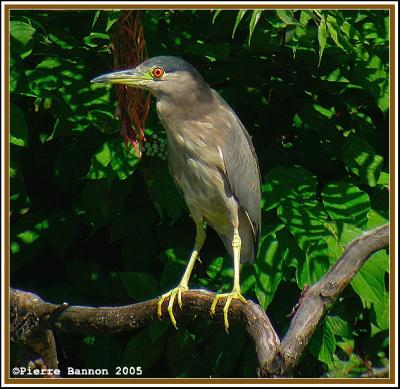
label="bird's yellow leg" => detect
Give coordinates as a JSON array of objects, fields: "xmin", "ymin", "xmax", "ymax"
[
  {"xmin": 210, "ymin": 228, "xmax": 247, "ymax": 333},
  {"xmin": 157, "ymin": 222, "xmax": 206, "ymax": 329}
]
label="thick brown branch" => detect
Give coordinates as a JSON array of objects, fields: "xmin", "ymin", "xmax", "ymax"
[
  {"xmin": 10, "ymin": 290, "xmax": 58, "ymax": 373},
  {"xmin": 10, "ymin": 288, "xmax": 279, "ymax": 371},
  {"xmin": 262, "ymin": 223, "xmax": 390, "ymax": 377}
]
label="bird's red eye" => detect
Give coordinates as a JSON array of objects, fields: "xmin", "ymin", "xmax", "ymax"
[{"xmin": 152, "ymin": 67, "xmax": 165, "ymax": 78}]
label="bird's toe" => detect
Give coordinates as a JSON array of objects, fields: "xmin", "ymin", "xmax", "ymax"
[
  {"xmin": 210, "ymin": 289, "xmax": 247, "ymax": 334},
  {"xmin": 157, "ymin": 285, "xmax": 188, "ymax": 329}
]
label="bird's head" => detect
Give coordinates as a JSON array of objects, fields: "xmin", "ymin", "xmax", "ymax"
[{"xmin": 91, "ymin": 56, "xmax": 209, "ymax": 99}]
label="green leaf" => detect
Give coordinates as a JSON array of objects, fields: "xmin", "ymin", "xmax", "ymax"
[
  {"xmin": 91, "ymin": 10, "xmax": 100, "ymax": 28},
  {"xmin": 203, "ymin": 327, "xmax": 246, "ymax": 377},
  {"xmin": 377, "ymin": 171, "xmax": 389, "ymax": 187},
  {"xmin": 370, "ymin": 291, "xmax": 389, "ymax": 331},
  {"xmin": 206, "ymin": 256, "xmax": 224, "ymax": 280},
  {"xmin": 297, "ymin": 238, "xmax": 330, "ymax": 286},
  {"xmin": 276, "ymin": 10, "xmax": 298, "ymax": 25},
  {"xmin": 352, "ymin": 55, "xmax": 389, "ymax": 114},
  {"xmin": 366, "ymin": 209, "xmax": 388, "ymax": 230},
  {"xmin": 166, "ymin": 329, "xmax": 204, "ymax": 377},
  {"xmin": 10, "ymin": 20, "xmax": 36, "ymax": 45},
  {"xmin": 17, "ymin": 230, "xmax": 40, "ymax": 245},
  {"xmin": 119, "ymin": 271, "xmax": 159, "ymax": 301},
  {"xmin": 351, "ymin": 249, "xmax": 388, "ymax": 307},
  {"xmin": 106, "ymin": 10, "xmax": 120, "ymax": 32},
  {"xmin": 254, "ymin": 233, "xmax": 284, "ymax": 309},
  {"xmin": 323, "ymin": 222, "xmax": 362, "ymax": 264},
  {"xmin": 87, "ymin": 138, "xmax": 140, "ymax": 180},
  {"xmin": 320, "ymin": 68, "xmax": 350, "ymax": 82},
  {"xmin": 212, "ymin": 10, "xmax": 222, "ymax": 24},
  {"xmin": 300, "ymin": 10, "xmax": 313, "ymax": 26},
  {"xmin": 313, "ymin": 103, "xmax": 335, "ymax": 118},
  {"xmin": 340, "ymin": 21, "xmax": 361, "ymax": 40},
  {"xmin": 255, "ymin": 228, "xmax": 302, "ymax": 307},
  {"xmin": 148, "ymin": 320, "xmax": 170, "ymax": 342},
  {"xmin": 291, "ymin": 11, "xmax": 312, "ymax": 57},
  {"xmin": 232, "ymin": 10, "xmax": 247, "ymax": 38},
  {"xmin": 309, "ymin": 319, "xmax": 336, "ymax": 366},
  {"xmin": 160, "ymin": 260, "xmax": 183, "ymax": 292},
  {"xmin": 342, "ymin": 135, "xmax": 384, "ymax": 187},
  {"xmin": 318, "ymin": 16, "xmax": 327, "ymax": 66},
  {"xmin": 10, "ymin": 20, "xmax": 36, "ymax": 58},
  {"xmin": 145, "ymin": 164, "xmax": 184, "ymax": 223},
  {"xmin": 326, "ymin": 15, "xmax": 344, "ymax": 48},
  {"xmin": 10, "ymin": 103, "xmax": 28, "ymax": 147},
  {"xmin": 326, "ymin": 314, "xmax": 352, "ymax": 339},
  {"xmin": 262, "ymin": 166, "xmax": 317, "ymax": 211},
  {"xmin": 248, "ymin": 10, "xmax": 262, "ymax": 45},
  {"xmin": 121, "ymin": 329, "xmax": 164, "ymax": 370},
  {"xmin": 277, "ymin": 199, "xmax": 329, "ymax": 252},
  {"xmin": 322, "ymin": 181, "xmax": 371, "ymax": 227}
]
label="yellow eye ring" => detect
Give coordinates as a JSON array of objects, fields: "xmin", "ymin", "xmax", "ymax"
[{"xmin": 152, "ymin": 67, "xmax": 165, "ymax": 78}]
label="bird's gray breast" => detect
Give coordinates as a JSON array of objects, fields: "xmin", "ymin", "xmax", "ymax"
[{"xmin": 156, "ymin": 99, "xmax": 233, "ymax": 227}]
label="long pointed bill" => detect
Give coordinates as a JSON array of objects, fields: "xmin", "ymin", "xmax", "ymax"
[{"xmin": 90, "ymin": 68, "xmax": 150, "ymax": 87}]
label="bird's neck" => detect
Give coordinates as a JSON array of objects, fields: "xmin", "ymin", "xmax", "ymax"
[{"xmin": 156, "ymin": 86, "xmax": 215, "ymax": 124}]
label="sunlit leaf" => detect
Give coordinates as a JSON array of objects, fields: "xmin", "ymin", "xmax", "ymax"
[
  {"xmin": 309, "ymin": 319, "xmax": 336, "ymax": 366},
  {"xmin": 248, "ymin": 10, "xmax": 262, "ymax": 45},
  {"xmin": 326, "ymin": 15, "xmax": 344, "ymax": 48},
  {"xmin": 322, "ymin": 181, "xmax": 371, "ymax": 227},
  {"xmin": 212, "ymin": 9, "xmax": 222, "ymax": 24},
  {"xmin": 262, "ymin": 166, "xmax": 317, "ymax": 211},
  {"xmin": 318, "ymin": 15, "xmax": 327, "ymax": 66},
  {"xmin": 342, "ymin": 135, "xmax": 384, "ymax": 187},
  {"xmin": 232, "ymin": 10, "xmax": 247, "ymax": 38},
  {"xmin": 276, "ymin": 10, "xmax": 298, "ymax": 25},
  {"xmin": 351, "ymin": 249, "xmax": 388, "ymax": 307}
]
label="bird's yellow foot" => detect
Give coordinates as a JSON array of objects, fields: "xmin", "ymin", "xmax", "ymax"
[
  {"xmin": 210, "ymin": 289, "xmax": 247, "ymax": 333},
  {"xmin": 157, "ymin": 285, "xmax": 188, "ymax": 329}
]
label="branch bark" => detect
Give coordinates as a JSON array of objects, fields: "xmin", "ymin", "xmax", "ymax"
[
  {"xmin": 10, "ymin": 224, "xmax": 389, "ymax": 378},
  {"xmin": 10, "ymin": 288, "xmax": 279, "ymax": 373}
]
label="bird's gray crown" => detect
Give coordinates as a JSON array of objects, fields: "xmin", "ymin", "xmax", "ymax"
[{"xmin": 140, "ymin": 56, "xmax": 195, "ymax": 73}]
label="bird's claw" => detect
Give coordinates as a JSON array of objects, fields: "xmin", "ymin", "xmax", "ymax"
[
  {"xmin": 210, "ymin": 289, "xmax": 247, "ymax": 334},
  {"xmin": 157, "ymin": 285, "xmax": 188, "ymax": 329}
]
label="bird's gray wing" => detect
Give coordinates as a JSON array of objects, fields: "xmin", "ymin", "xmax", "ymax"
[{"xmin": 212, "ymin": 91, "xmax": 262, "ymax": 254}]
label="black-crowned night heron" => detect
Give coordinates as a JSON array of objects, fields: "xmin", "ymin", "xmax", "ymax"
[{"xmin": 91, "ymin": 56, "xmax": 261, "ymax": 333}]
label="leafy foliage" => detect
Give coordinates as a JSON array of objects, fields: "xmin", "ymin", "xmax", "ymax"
[{"xmin": 10, "ymin": 9, "xmax": 389, "ymax": 378}]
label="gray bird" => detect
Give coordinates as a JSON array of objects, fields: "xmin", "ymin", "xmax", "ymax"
[{"xmin": 91, "ymin": 56, "xmax": 261, "ymax": 333}]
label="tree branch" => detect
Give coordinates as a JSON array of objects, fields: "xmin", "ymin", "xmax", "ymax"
[
  {"xmin": 10, "ymin": 290, "xmax": 58, "ymax": 374},
  {"xmin": 10, "ymin": 224, "xmax": 389, "ymax": 378},
  {"xmin": 10, "ymin": 288, "xmax": 279, "ymax": 373}
]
